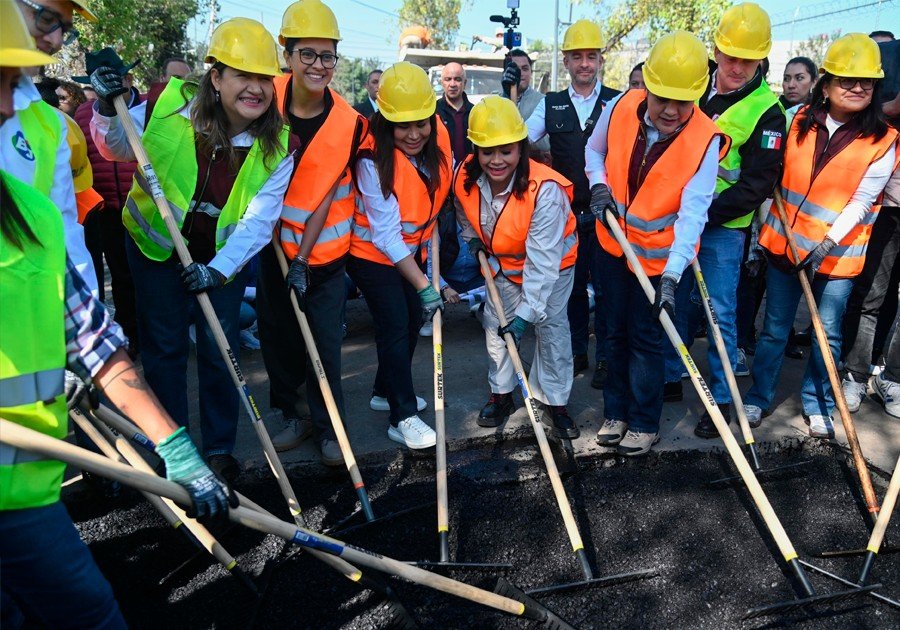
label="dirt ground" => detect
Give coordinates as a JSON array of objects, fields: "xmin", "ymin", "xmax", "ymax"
[{"xmin": 65, "ymin": 438, "xmax": 899, "ymax": 629}]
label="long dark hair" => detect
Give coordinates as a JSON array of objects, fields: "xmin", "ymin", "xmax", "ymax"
[
  {"xmin": 796, "ymin": 71, "xmax": 888, "ymax": 143},
  {"xmin": 182, "ymin": 62, "xmax": 285, "ymax": 169},
  {"xmin": 368, "ymin": 111, "xmax": 447, "ymax": 199},
  {"xmin": 462, "ymin": 139, "xmax": 531, "ymax": 200},
  {"xmin": 785, "ymin": 56, "xmax": 817, "ymax": 78},
  {"xmin": 0, "ymin": 177, "xmax": 40, "ymax": 251}
]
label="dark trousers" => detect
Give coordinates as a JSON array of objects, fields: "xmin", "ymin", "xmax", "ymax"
[
  {"xmin": 256, "ymin": 243, "xmax": 346, "ymax": 440},
  {"xmin": 347, "ymin": 255, "xmax": 422, "ymax": 425},
  {"xmin": 843, "ymin": 206, "xmax": 900, "ymax": 380},
  {"xmin": 126, "ymin": 236, "xmax": 247, "ymax": 456},
  {"xmin": 83, "ymin": 208, "xmax": 138, "ymax": 345},
  {"xmin": 597, "ymin": 248, "xmax": 664, "ymax": 433},
  {"xmin": 568, "ymin": 213, "xmax": 607, "ymax": 363}
]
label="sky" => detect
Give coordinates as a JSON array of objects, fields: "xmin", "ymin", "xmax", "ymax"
[{"xmin": 197, "ymin": 0, "xmax": 897, "ymax": 66}]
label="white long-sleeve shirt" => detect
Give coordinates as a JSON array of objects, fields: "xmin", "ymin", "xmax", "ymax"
[
  {"xmin": 91, "ymin": 99, "xmax": 293, "ymax": 279},
  {"xmin": 455, "ymin": 175, "xmax": 570, "ymax": 323},
  {"xmin": 526, "ymin": 81, "xmax": 605, "ymax": 143},
  {"xmin": 1, "ymin": 75, "xmax": 98, "ymax": 296},
  {"xmin": 584, "ymin": 93, "xmax": 720, "ymax": 279}
]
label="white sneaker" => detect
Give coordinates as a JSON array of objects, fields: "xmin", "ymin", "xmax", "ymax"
[
  {"xmin": 596, "ymin": 419, "xmax": 628, "ymax": 446},
  {"xmin": 616, "ymin": 430, "xmax": 659, "ymax": 456},
  {"xmin": 743, "ymin": 404, "xmax": 763, "ymax": 428},
  {"xmin": 807, "ymin": 414, "xmax": 834, "ymax": 439},
  {"xmin": 272, "ymin": 417, "xmax": 313, "ymax": 452},
  {"xmin": 370, "ymin": 395, "xmax": 427, "ymax": 412},
  {"xmin": 841, "ymin": 374, "xmax": 867, "ymax": 412},
  {"xmin": 871, "ymin": 373, "xmax": 900, "ymax": 419},
  {"xmin": 388, "ymin": 415, "xmax": 437, "ymax": 449},
  {"xmin": 734, "ymin": 348, "xmax": 750, "ymax": 377},
  {"xmin": 419, "ymin": 321, "xmax": 433, "ymax": 337}
]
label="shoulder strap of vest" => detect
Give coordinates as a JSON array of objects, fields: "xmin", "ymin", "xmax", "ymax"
[{"xmin": 583, "ymin": 93, "xmax": 608, "ymax": 140}]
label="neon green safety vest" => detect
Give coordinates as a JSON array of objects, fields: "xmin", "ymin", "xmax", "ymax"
[
  {"xmin": 0, "ymin": 171, "xmax": 68, "ymax": 511},
  {"xmin": 710, "ymin": 79, "xmax": 782, "ymax": 229},
  {"xmin": 16, "ymin": 99, "xmax": 62, "ymax": 196},
  {"xmin": 123, "ymin": 79, "xmax": 290, "ymax": 262}
]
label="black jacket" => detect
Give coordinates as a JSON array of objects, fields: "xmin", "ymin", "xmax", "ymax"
[
  {"xmin": 354, "ymin": 97, "xmax": 376, "ymax": 118},
  {"xmin": 435, "ymin": 92, "xmax": 474, "ymax": 161},
  {"xmin": 700, "ymin": 65, "xmax": 786, "ymax": 226}
]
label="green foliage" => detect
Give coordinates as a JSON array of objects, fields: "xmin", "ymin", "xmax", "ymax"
[
  {"xmin": 791, "ymin": 30, "xmax": 842, "ymax": 67},
  {"xmin": 332, "ymin": 56, "xmax": 383, "ymax": 105},
  {"xmin": 398, "ymin": 0, "xmax": 471, "ymax": 50}
]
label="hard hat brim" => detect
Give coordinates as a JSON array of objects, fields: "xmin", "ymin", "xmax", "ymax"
[
  {"xmin": 379, "ymin": 102, "xmax": 436, "ymax": 123},
  {"xmin": 278, "ymin": 30, "xmax": 342, "ymax": 44},
  {"xmin": 205, "ymin": 56, "xmax": 282, "ymax": 78},
  {"xmin": 0, "ymin": 48, "xmax": 56, "ymax": 68},
  {"xmin": 822, "ymin": 66, "xmax": 885, "ymax": 80},
  {"xmin": 714, "ymin": 41, "xmax": 770, "ymax": 61},
  {"xmin": 468, "ymin": 129, "xmax": 528, "ymax": 148},
  {"xmin": 71, "ymin": 0, "xmax": 98, "ymax": 22},
  {"xmin": 644, "ymin": 75, "xmax": 709, "ymax": 103}
]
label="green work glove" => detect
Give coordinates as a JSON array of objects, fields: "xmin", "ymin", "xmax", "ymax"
[
  {"xmin": 418, "ymin": 284, "xmax": 444, "ymax": 322},
  {"xmin": 155, "ymin": 427, "xmax": 236, "ymax": 522},
  {"xmin": 498, "ymin": 315, "xmax": 529, "ymax": 347}
]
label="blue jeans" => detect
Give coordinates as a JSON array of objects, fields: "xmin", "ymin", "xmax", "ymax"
[
  {"xmin": 745, "ymin": 264, "xmax": 853, "ymax": 417},
  {"xmin": 1, "ymin": 502, "xmax": 126, "ymax": 629},
  {"xmin": 665, "ymin": 225, "xmax": 744, "ymax": 403},
  {"xmin": 568, "ymin": 214, "xmax": 607, "ymax": 363},
  {"xmin": 598, "ymin": 248, "xmax": 664, "ymax": 432},
  {"xmin": 126, "ymin": 236, "xmax": 248, "ymax": 456}
]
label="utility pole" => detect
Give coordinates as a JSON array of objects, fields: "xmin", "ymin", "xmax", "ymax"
[
  {"xmin": 551, "ymin": 0, "xmax": 559, "ymax": 91},
  {"xmin": 206, "ymin": 1, "xmax": 218, "ymax": 48}
]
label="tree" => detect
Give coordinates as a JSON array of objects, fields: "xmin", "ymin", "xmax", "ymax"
[
  {"xmin": 398, "ymin": 0, "xmax": 472, "ymax": 50},
  {"xmin": 52, "ymin": 0, "xmax": 215, "ymax": 87},
  {"xmin": 791, "ymin": 30, "xmax": 842, "ymax": 67},
  {"xmin": 332, "ymin": 55, "xmax": 383, "ymax": 104}
]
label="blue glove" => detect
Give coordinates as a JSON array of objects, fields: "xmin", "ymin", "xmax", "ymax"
[
  {"xmin": 498, "ymin": 315, "xmax": 529, "ymax": 347},
  {"xmin": 155, "ymin": 427, "xmax": 235, "ymax": 523},
  {"xmin": 181, "ymin": 263, "xmax": 226, "ymax": 294},
  {"xmin": 418, "ymin": 284, "xmax": 443, "ymax": 322}
]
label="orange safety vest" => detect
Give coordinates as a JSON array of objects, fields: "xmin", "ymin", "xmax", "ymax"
[
  {"xmin": 76, "ymin": 188, "xmax": 104, "ymax": 223},
  {"xmin": 349, "ymin": 118, "xmax": 452, "ymax": 266},
  {"xmin": 759, "ymin": 109, "xmax": 899, "ymax": 279},
  {"xmin": 595, "ymin": 89, "xmax": 729, "ymax": 277},
  {"xmin": 274, "ymin": 74, "xmax": 365, "ymax": 266},
  {"xmin": 453, "ymin": 158, "xmax": 578, "ymax": 284}
]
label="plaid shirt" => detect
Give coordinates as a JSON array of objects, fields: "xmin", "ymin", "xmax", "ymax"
[{"xmin": 64, "ymin": 255, "xmax": 127, "ymax": 381}]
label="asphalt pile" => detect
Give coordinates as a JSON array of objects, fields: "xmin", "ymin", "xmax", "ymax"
[{"xmin": 66, "ymin": 442, "xmax": 898, "ymax": 629}]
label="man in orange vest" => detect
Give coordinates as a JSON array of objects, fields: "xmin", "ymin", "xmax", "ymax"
[
  {"xmin": 257, "ymin": 0, "xmax": 367, "ymax": 466},
  {"xmin": 586, "ymin": 32, "xmax": 727, "ymax": 456}
]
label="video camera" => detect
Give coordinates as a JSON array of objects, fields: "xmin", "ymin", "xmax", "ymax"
[{"xmin": 490, "ymin": 0, "xmax": 522, "ymax": 50}]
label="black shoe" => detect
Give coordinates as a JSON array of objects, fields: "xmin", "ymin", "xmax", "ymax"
[
  {"xmin": 794, "ymin": 326, "xmax": 812, "ymax": 347},
  {"xmin": 207, "ymin": 454, "xmax": 241, "ymax": 484},
  {"xmin": 549, "ymin": 406, "xmax": 579, "ymax": 439},
  {"xmin": 590, "ymin": 361, "xmax": 608, "ymax": 389},
  {"xmin": 478, "ymin": 392, "xmax": 515, "ymax": 427},
  {"xmin": 694, "ymin": 405, "xmax": 731, "ymax": 439},
  {"xmin": 573, "ymin": 354, "xmax": 589, "ymax": 374},
  {"xmin": 663, "ymin": 381, "xmax": 683, "ymax": 402},
  {"xmin": 784, "ymin": 342, "xmax": 804, "ymax": 360}
]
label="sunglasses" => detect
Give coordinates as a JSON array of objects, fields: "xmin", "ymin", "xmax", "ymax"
[
  {"xmin": 18, "ymin": 0, "xmax": 79, "ymax": 46},
  {"xmin": 833, "ymin": 77, "xmax": 876, "ymax": 92}
]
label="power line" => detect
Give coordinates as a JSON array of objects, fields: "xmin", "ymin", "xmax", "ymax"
[
  {"xmin": 771, "ymin": 0, "xmax": 897, "ymax": 28},
  {"xmin": 347, "ymin": 0, "xmax": 400, "ymax": 20}
]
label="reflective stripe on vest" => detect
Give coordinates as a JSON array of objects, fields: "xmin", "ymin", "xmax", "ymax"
[
  {"xmin": 758, "ymin": 110, "xmax": 898, "ymax": 278},
  {"xmin": 596, "ymin": 89, "xmax": 728, "ymax": 276},
  {"xmin": 124, "ymin": 78, "xmax": 289, "ymax": 261},
  {"xmin": 16, "ymin": 100, "xmax": 62, "ymax": 196},
  {"xmin": 350, "ymin": 119, "xmax": 453, "ymax": 266},
  {"xmin": 453, "ymin": 159, "xmax": 578, "ymax": 285},
  {"xmin": 711, "ymin": 79, "xmax": 781, "ymax": 229},
  {"xmin": 0, "ymin": 171, "xmax": 68, "ymax": 511},
  {"xmin": 277, "ymin": 79, "xmax": 363, "ymax": 266}
]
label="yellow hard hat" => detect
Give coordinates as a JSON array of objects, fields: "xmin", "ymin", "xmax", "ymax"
[
  {"xmin": 714, "ymin": 2, "xmax": 771, "ymax": 60},
  {"xmin": 0, "ymin": 2, "xmax": 56, "ymax": 67},
  {"xmin": 206, "ymin": 18, "xmax": 281, "ymax": 77},
  {"xmin": 561, "ymin": 19, "xmax": 604, "ymax": 52},
  {"xmin": 467, "ymin": 95, "xmax": 528, "ymax": 148},
  {"xmin": 376, "ymin": 62, "xmax": 436, "ymax": 123},
  {"xmin": 279, "ymin": 0, "xmax": 341, "ymax": 45},
  {"xmin": 643, "ymin": 31, "xmax": 710, "ymax": 102},
  {"xmin": 70, "ymin": 0, "xmax": 98, "ymax": 22},
  {"xmin": 822, "ymin": 33, "xmax": 884, "ymax": 79}
]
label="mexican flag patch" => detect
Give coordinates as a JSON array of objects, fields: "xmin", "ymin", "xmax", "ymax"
[{"xmin": 761, "ymin": 130, "xmax": 782, "ymax": 150}]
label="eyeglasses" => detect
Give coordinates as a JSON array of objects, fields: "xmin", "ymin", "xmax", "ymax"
[
  {"xmin": 18, "ymin": 0, "xmax": 79, "ymax": 46},
  {"xmin": 290, "ymin": 48, "xmax": 338, "ymax": 69},
  {"xmin": 834, "ymin": 77, "xmax": 876, "ymax": 91}
]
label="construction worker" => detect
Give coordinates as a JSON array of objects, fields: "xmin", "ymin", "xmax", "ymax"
[
  {"xmin": 586, "ymin": 31, "xmax": 728, "ymax": 455},
  {"xmin": 1, "ymin": 0, "xmax": 99, "ymax": 296},
  {"xmin": 348, "ymin": 61, "xmax": 451, "ymax": 449},
  {"xmin": 455, "ymin": 96, "xmax": 579, "ymax": 436},
  {"xmin": 746, "ymin": 33, "xmax": 898, "ymax": 438},
  {"xmin": 260, "ymin": 0, "xmax": 368, "ymax": 466},
  {"xmin": 89, "ymin": 18, "xmax": 293, "ymax": 482},
  {"xmin": 663, "ymin": 3, "xmax": 786, "ymax": 441},
  {"xmin": 0, "ymin": 12, "xmax": 231, "ymax": 626},
  {"xmin": 526, "ymin": 19, "xmax": 620, "ymax": 390}
]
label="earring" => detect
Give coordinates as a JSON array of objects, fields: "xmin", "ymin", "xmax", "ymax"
[{"xmin": 215, "ymin": 89, "xmax": 220, "ymax": 102}]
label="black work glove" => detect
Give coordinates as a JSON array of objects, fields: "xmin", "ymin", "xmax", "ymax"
[
  {"xmin": 181, "ymin": 262, "xmax": 226, "ymax": 294},
  {"xmin": 501, "ymin": 61, "xmax": 521, "ymax": 98},
  {"xmin": 589, "ymin": 183, "xmax": 617, "ymax": 229},
  {"xmin": 745, "ymin": 256, "xmax": 766, "ymax": 279},
  {"xmin": 792, "ymin": 237, "xmax": 836, "ymax": 278},
  {"xmin": 286, "ymin": 256, "xmax": 310, "ymax": 311},
  {"xmin": 90, "ymin": 66, "xmax": 127, "ymax": 116},
  {"xmin": 467, "ymin": 237, "xmax": 486, "ymax": 258},
  {"xmin": 652, "ymin": 272, "xmax": 679, "ymax": 320}
]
